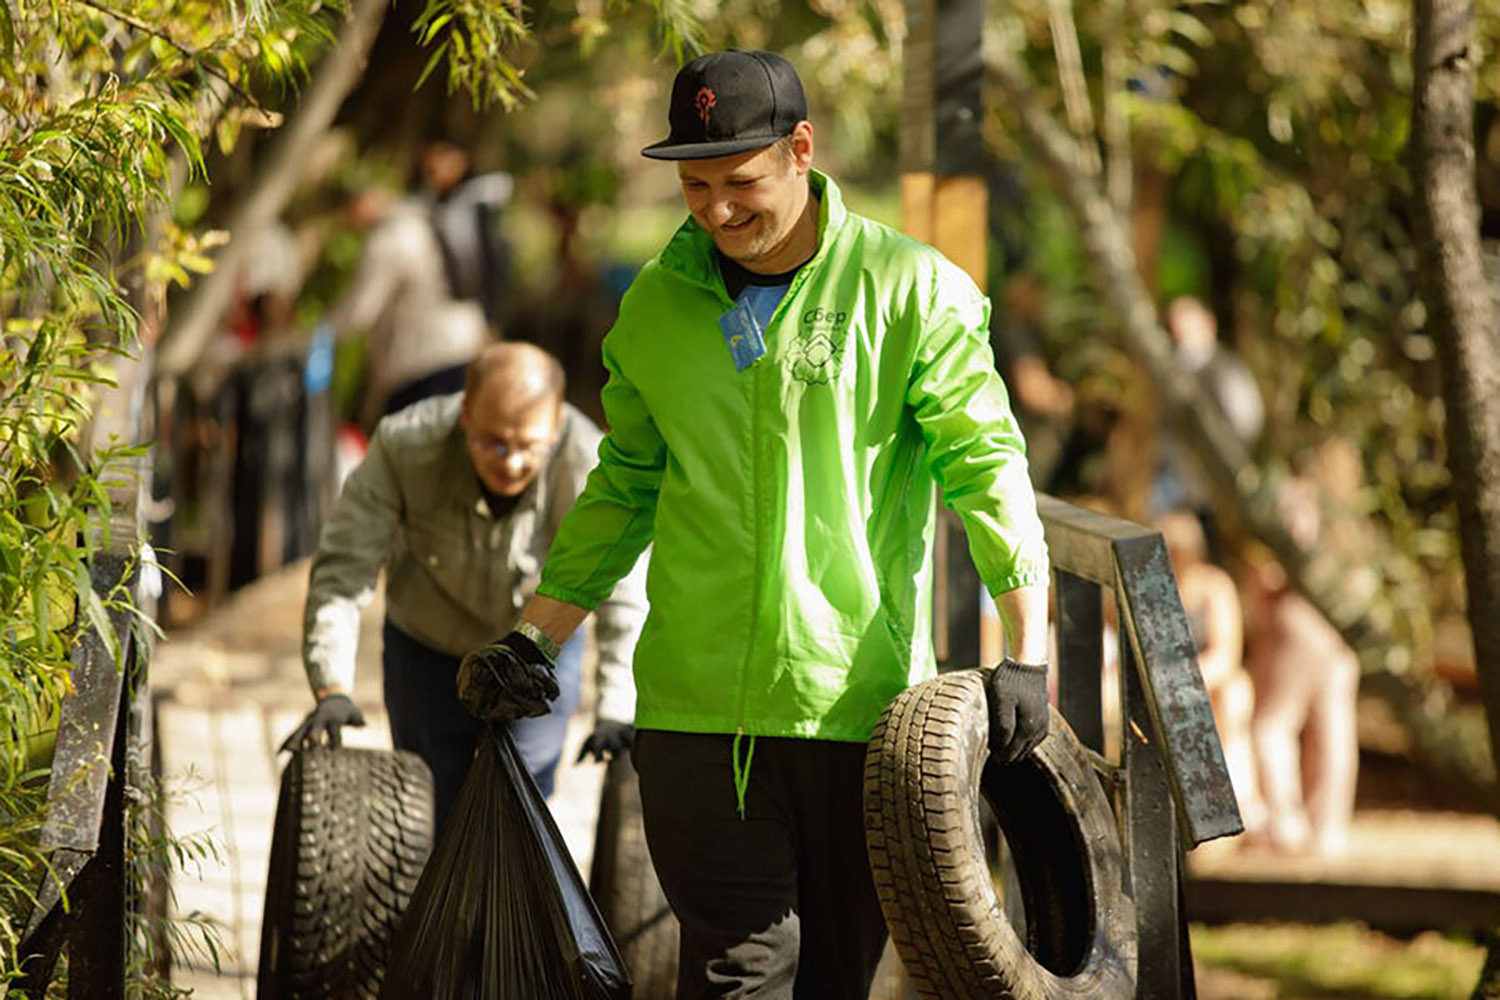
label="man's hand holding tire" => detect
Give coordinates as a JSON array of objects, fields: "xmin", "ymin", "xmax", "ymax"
[
  {"xmin": 280, "ymin": 693, "xmax": 365, "ymax": 752},
  {"xmin": 984, "ymin": 658, "xmax": 1050, "ymax": 762}
]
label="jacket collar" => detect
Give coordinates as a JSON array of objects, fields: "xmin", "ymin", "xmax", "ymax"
[{"xmin": 657, "ymin": 169, "xmax": 845, "ymax": 291}]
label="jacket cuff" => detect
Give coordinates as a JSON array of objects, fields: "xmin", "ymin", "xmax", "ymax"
[
  {"xmin": 535, "ymin": 580, "xmax": 602, "ymax": 611},
  {"xmin": 987, "ymin": 567, "xmax": 1049, "ymax": 598},
  {"xmin": 594, "ymin": 677, "xmax": 637, "ymax": 726},
  {"xmin": 306, "ymin": 657, "xmax": 356, "ymax": 698}
]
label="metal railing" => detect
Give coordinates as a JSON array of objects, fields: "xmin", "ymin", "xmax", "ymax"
[
  {"xmin": 936, "ymin": 495, "xmax": 1243, "ymax": 997},
  {"xmin": 14, "ymin": 456, "xmax": 153, "ymax": 999}
]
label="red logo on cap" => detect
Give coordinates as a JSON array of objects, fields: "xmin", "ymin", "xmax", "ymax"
[{"xmin": 695, "ymin": 86, "xmax": 716, "ymax": 126}]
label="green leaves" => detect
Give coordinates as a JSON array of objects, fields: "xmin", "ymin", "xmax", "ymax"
[
  {"xmin": 406, "ymin": 0, "xmax": 710, "ymax": 110},
  {"xmin": 0, "ymin": 1, "xmax": 351, "ymax": 987},
  {"xmin": 645, "ymin": 0, "xmax": 706, "ymax": 63},
  {"xmin": 413, "ymin": 0, "xmax": 535, "ymax": 110},
  {"xmin": 992, "ymin": 0, "xmax": 1459, "ymax": 674}
]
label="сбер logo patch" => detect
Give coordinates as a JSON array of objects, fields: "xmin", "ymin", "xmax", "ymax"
[{"xmin": 790, "ymin": 305, "xmax": 849, "ymax": 385}]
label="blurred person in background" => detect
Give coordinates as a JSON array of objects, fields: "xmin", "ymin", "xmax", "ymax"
[
  {"xmin": 317, "ymin": 134, "xmax": 513, "ymax": 427},
  {"xmin": 1242, "ymin": 473, "xmax": 1359, "ymax": 856},
  {"xmin": 1152, "ymin": 295, "xmax": 1264, "ymax": 556},
  {"xmin": 279, "ymin": 342, "xmax": 647, "ymax": 829}
]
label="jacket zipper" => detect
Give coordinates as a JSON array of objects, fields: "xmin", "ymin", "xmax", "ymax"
[
  {"xmin": 732, "ymin": 262, "xmax": 817, "ymax": 734},
  {"xmin": 731, "ymin": 251, "xmax": 827, "ymax": 741},
  {"xmin": 669, "ymin": 216, "xmax": 826, "ymax": 738},
  {"xmin": 736, "ymin": 332, "xmax": 762, "ymax": 736}
]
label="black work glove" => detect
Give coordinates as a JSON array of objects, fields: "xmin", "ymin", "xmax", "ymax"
[
  {"xmin": 279, "ymin": 693, "xmax": 365, "ymax": 752},
  {"xmin": 984, "ymin": 658, "xmax": 1050, "ymax": 763},
  {"xmin": 576, "ymin": 719, "xmax": 635, "ymax": 763},
  {"xmin": 457, "ymin": 630, "xmax": 560, "ymax": 722}
]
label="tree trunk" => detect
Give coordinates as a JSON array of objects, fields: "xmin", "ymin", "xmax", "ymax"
[
  {"xmin": 985, "ymin": 49, "xmax": 1496, "ymax": 802},
  {"xmin": 154, "ymin": 0, "xmax": 390, "ymax": 378},
  {"xmin": 1408, "ymin": 0, "xmax": 1500, "ymax": 994}
]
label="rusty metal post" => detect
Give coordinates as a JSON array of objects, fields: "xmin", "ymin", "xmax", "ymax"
[
  {"xmin": 1113, "ymin": 533, "xmax": 1242, "ymax": 845},
  {"xmin": 66, "ymin": 660, "xmax": 130, "ymax": 1000},
  {"xmin": 1121, "ymin": 628, "xmax": 1189, "ymax": 999},
  {"xmin": 1037, "ymin": 494, "xmax": 1241, "ymax": 996},
  {"xmin": 15, "ymin": 540, "xmax": 145, "ymax": 997}
]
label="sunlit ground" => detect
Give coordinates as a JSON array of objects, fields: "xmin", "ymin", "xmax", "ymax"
[{"xmin": 1191, "ymin": 922, "xmax": 1484, "ymax": 999}]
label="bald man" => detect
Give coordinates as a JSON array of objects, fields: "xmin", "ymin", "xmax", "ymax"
[{"xmin": 282, "ymin": 343, "xmax": 647, "ymax": 826}]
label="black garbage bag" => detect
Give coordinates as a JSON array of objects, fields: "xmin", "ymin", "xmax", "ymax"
[{"xmin": 381, "ymin": 725, "xmax": 632, "ymax": 999}]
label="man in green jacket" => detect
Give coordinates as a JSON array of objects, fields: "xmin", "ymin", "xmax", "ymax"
[{"xmin": 460, "ymin": 51, "xmax": 1051, "ymax": 999}]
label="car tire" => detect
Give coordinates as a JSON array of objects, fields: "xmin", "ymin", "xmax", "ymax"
[
  {"xmin": 588, "ymin": 750, "xmax": 679, "ymax": 997},
  {"xmin": 864, "ymin": 670, "xmax": 1136, "ymax": 999},
  {"xmin": 257, "ymin": 746, "xmax": 434, "ymax": 1000}
]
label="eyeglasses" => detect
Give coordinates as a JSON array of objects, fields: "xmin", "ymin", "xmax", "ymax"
[{"xmin": 467, "ymin": 431, "xmax": 554, "ymax": 464}]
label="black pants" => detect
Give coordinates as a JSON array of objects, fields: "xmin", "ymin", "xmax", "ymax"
[
  {"xmin": 381, "ymin": 620, "xmax": 582, "ymax": 830},
  {"xmin": 633, "ymin": 730, "xmax": 888, "ymax": 1000}
]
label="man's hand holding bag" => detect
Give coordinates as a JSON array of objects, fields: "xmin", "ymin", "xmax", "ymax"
[{"xmin": 458, "ymin": 626, "xmax": 560, "ymax": 722}]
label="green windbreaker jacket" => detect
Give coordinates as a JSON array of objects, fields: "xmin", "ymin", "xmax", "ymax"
[{"xmin": 537, "ymin": 171, "xmax": 1048, "ymax": 742}]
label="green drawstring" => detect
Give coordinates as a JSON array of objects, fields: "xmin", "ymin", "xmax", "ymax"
[{"xmin": 731, "ymin": 729, "xmax": 757, "ymax": 821}]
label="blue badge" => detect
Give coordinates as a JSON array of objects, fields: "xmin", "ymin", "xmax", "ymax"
[{"xmin": 718, "ymin": 297, "xmax": 767, "ymax": 373}]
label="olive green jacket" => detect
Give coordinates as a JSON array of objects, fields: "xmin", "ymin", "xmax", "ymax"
[{"xmin": 303, "ymin": 394, "xmax": 646, "ymax": 723}]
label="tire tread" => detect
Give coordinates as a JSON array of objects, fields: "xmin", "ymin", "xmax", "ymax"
[
  {"xmin": 257, "ymin": 747, "xmax": 434, "ymax": 1000},
  {"xmin": 864, "ymin": 672, "xmax": 1136, "ymax": 999}
]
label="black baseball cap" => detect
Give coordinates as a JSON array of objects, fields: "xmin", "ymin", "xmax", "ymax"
[{"xmin": 642, "ymin": 50, "xmax": 808, "ymax": 161}]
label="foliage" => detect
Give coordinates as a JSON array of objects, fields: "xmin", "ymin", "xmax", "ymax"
[
  {"xmin": 0, "ymin": 766, "xmax": 49, "ymax": 981},
  {"xmin": 0, "ymin": 0, "xmax": 350, "ymax": 986},
  {"xmin": 412, "ymin": 0, "xmax": 705, "ymax": 111},
  {"xmin": 986, "ymin": 0, "xmax": 1500, "ymax": 677},
  {"xmin": 413, "ymin": 0, "xmax": 534, "ymax": 109}
]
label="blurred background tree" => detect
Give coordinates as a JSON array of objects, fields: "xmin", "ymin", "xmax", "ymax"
[
  {"xmin": 1409, "ymin": 0, "xmax": 1500, "ymax": 989},
  {"xmin": 980, "ymin": 0, "xmax": 1500, "ymax": 804}
]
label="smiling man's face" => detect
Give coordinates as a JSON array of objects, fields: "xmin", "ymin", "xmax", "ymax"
[{"xmin": 677, "ymin": 122, "xmax": 816, "ymax": 274}]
